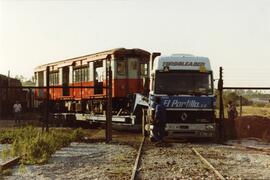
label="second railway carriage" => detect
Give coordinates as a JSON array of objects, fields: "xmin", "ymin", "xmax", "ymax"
[
  {"xmin": 34, "ymin": 48, "xmax": 150, "ymax": 125},
  {"xmin": 0, "ymin": 74, "xmax": 26, "ymax": 118}
]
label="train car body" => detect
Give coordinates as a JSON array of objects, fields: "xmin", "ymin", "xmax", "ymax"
[
  {"xmin": 146, "ymin": 54, "xmax": 216, "ymax": 138},
  {"xmin": 34, "ymin": 48, "xmax": 150, "ymax": 125},
  {"xmin": 0, "ymin": 74, "xmax": 25, "ymax": 118}
]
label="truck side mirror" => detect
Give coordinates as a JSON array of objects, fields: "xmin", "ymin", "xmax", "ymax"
[{"xmin": 150, "ymin": 52, "xmax": 161, "ymax": 71}]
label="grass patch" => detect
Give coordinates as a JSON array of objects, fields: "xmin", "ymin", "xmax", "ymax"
[
  {"xmin": 216, "ymin": 106, "xmax": 270, "ymax": 118},
  {"xmin": 237, "ymin": 106, "xmax": 270, "ymax": 117},
  {"xmin": 0, "ymin": 169, "xmax": 13, "ymax": 176},
  {"xmin": 0, "ymin": 127, "xmax": 86, "ymax": 164}
]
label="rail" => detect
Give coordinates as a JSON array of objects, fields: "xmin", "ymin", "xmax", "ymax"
[
  {"xmin": 192, "ymin": 148, "xmax": 225, "ymax": 180},
  {"xmin": 130, "ymin": 136, "xmax": 145, "ymax": 180}
]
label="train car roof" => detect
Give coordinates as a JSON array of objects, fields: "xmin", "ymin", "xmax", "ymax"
[{"xmin": 34, "ymin": 48, "xmax": 150, "ymax": 72}]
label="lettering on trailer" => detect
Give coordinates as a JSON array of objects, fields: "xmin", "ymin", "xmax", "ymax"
[
  {"xmin": 161, "ymin": 96, "xmax": 213, "ymax": 109},
  {"xmin": 163, "ymin": 61, "xmax": 205, "ymax": 67}
]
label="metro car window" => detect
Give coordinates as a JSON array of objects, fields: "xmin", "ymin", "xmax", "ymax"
[
  {"xmin": 117, "ymin": 61, "xmax": 126, "ymax": 75},
  {"xmin": 140, "ymin": 63, "xmax": 148, "ymax": 77},
  {"xmin": 49, "ymin": 72, "xmax": 59, "ymax": 85},
  {"xmin": 73, "ymin": 67, "xmax": 89, "ymax": 83}
]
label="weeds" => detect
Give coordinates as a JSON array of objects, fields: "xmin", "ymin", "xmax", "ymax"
[
  {"xmin": 0, "ymin": 127, "xmax": 86, "ymax": 164},
  {"xmin": 0, "ymin": 169, "xmax": 12, "ymax": 176},
  {"xmin": 18, "ymin": 163, "xmax": 27, "ymax": 174},
  {"xmin": 1, "ymin": 144, "xmax": 10, "ymax": 161}
]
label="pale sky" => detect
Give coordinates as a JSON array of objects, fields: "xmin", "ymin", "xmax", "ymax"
[{"xmin": 1, "ymin": 0, "xmax": 270, "ymax": 87}]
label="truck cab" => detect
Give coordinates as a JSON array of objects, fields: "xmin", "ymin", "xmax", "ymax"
[{"xmin": 147, "ymin": 54, "xmax": 216, "ymax": 138}]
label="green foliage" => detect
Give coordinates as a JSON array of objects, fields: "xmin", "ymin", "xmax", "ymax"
[
  {"xmin": 18, "ymin": 163, "xmax": 27, "ymax": 174},
  {"xmin": 252, "ymin": 102, "xmax": 265, "ymax": 107},
  {"xmin": 71, "ymin": 128, "xmax": 85, "ymax": 141},
  {"xmin": 1, "ymin": 144, "xmax": 10, "ymax": 161},
  {"xmin": 0, "ymin": 169, "xmax": 12, "ymax": 176},
  {"xmin": 0, "ymin": 129, "xmax": 17, "ymax": 144},
  {"xmin": 22, "ymin": 80, "xmax": 35, "ymax": 87},
  {"xmin": 14, "ymin": 75, "xmax": 35, "ymax": 86},
  {"xmin": 224, "ymin": 92, "xmax": 239, "ymax": 105},
  {"xmin": 0, "ymin": 127, "xmax": 86, "ymax": 165},
  {"xmin": 215, "ymin": 90, "xmax": 253, "ymax": 109}
]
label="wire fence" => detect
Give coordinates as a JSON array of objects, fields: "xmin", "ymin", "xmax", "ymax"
[
  {"xmin": 0, "ymin": 86, "xmax": 112, "ymax": 141},
  {"xmin": 218, "ymin": 66, "xmax": 270, "ymax": 141}
]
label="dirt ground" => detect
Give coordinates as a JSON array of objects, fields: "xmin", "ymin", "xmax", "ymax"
[
  {"xmin": 0, "ymin": 119, "xmax": 40, "ymax": 129},
  {"xmin": 235, "ymin": 116, "xmax": 270, "ymax": 141},
  {"xmin": 0, "ymin": 120, "xmax": 20, "ymax": 129},
  {"xmin": 196, "ymin": 144, "xmax": 270, "ymax": 179}
]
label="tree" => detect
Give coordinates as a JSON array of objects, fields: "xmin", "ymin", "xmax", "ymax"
[
  {"xmin": 215, "ymin": 90, "xmax": 253, "ymax": 109},
  {"xmin": 15, "ymin": 75, "xmax": 27, "ymax": 82},
  {"xmin": 15, "ymin": 75, "xmax": 35, "ymax": 86}
]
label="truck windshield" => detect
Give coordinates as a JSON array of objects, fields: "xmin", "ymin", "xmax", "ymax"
[{"xmin": 155, "ymin": 71, "xmax": 213, "ymax": 95}]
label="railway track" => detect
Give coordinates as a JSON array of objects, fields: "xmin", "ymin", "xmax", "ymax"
[
  {"xmin": 130, "ymin": 136, "xmax": 145, "ymax": 180},
  {"xmin": 192, "ymin": 148, "xmax": 225, "ymax": 180},
  {"xmin": 131, "ymin": 138, "xmax": 225, "ymax": 179},
  {"xmin": 130, "ymin": 137, "xmax": 270, "ymax": 179}
]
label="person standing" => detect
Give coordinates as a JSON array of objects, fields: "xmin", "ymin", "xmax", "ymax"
[
  {"xmin": 13, "ymin": 101, "xmax": 22, "ymax": 126},
  {"xmin": 152, "ymin": 96, "xmax": 167, "ymax": 142},
  {"xmin": 227, "ymin": 101, "xmax": 238, "ymax": 138}
]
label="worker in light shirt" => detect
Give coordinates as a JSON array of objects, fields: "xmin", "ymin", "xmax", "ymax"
[{"xmin": 13, "ymin": 101, "xmax": 22, "ymax": 126}]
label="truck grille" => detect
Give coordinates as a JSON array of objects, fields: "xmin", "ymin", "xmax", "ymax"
[{"xmin": 165, "ymin": 110, "xmax": 215, "ymax": 123}]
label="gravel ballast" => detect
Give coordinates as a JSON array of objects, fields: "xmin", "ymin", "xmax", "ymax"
[{"xmin": 4, "ymin": 142, "xmax": 137, "ymax": 180}]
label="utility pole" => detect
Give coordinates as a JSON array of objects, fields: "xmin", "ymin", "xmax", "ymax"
[
  {"xmin": 218, "ymin": 66, "xmax": 224, "ymax": 140},
  {"xmin": 44, "ymin": 66, "xmax": 50, "ymax": 132},
  {"xmin": 106, "ymin": 55, "xmax": 112, "ymax": 143},
  {"xmin": 7, "ymin": 71, "xmax": 10, "ymax": 111},
  {"xmin": 0, "ymin": 78, "xmax": 2, "ymax": 119},
  {"xmin": 240, "ymin": 96, "xmax": 242, "ymax": 117}
]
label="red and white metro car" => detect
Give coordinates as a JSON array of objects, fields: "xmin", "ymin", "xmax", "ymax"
[{"xmin": 34, "ymin": 48, "xmax": 150, "ymax": 125}]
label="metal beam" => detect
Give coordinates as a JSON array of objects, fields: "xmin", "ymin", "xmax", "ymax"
[
  {"xmin": 223, "ymin": 87, "xmax": 270, "ymax": 90},
  {"xmin": 45, "ymin": 66, "xmax": 50, "ymax": 132},
  {"xmin": 0, "ymin": 86, "xmax": 109, "ymax": 89}
]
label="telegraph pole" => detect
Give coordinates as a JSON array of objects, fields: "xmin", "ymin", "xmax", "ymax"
[
  {"xmin": 240, "ymin": 96, "xmax": 242, "ymax": 117},
  {"xmin": 106, "ymin": 55, "xmax": 112, "ymax": 143},
  {"xmin": 218, "ymin": 67, "xmax": 224, "ymax": 140},
  {"xmin": 0, "ymin": 78, "xmax": 2, "ymax": 119},
  {"xmin": 45, "ymin": 66, "xmax": 50, "ymax": 132}
]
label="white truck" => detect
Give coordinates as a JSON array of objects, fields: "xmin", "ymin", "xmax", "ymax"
[{"xmin": 146, "ymin": 54, "xmax": 216, "ymax": 138}]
